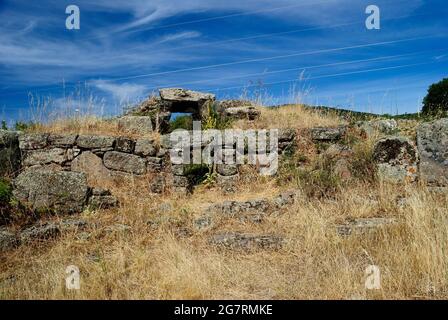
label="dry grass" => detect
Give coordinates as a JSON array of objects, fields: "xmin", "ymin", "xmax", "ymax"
[
  {"xmin": 1, "ymin": 179, "xmax": 448, "ymax": 300},
  {"xmin": 232, "ymin": 104, "xmax": 345, "ymax": 130},
  {"xmin": 27, "ymin": 116, "xmax": 159, "ymax": 141}
]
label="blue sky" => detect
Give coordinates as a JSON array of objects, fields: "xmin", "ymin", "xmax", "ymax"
[{"xmin": 1, "ymin": 0, "xmax": 448, "ymax": 124}]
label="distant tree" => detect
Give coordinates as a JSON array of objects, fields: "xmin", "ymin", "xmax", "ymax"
[
  {"xmin": 422, "ymin": 78, "xmax": 448, "ymax": 115},
  {"xmin": 1, "ymin": 120, "xmax": 7, "ymax": 130}
]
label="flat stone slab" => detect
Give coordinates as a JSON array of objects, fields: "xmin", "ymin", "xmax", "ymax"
[
  {"xmin": 336, "ymin": 217, "xmax": 397, "ymax": 236},
  {"xmin": 209, "ymin": 232, "xmax": 284, "ymax": 250},
  {"xmin": 159, "ymin": 88, "xmax": 215, "ymax": 102},
  {"xmin": 310, "ymin": 126, "xmax": 346, "ymax": 141}
]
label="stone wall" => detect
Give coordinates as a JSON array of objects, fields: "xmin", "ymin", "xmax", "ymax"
[{"xmin": 19, "ymin": 133, "xmax": 166, "ymax": 178}]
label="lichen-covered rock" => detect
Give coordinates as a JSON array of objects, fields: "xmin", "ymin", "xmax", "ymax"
[
  {"xmin": 149, "ymin": 174, "xmax": 167, "ymax": 194},
  {"xmin": 20, "ymin": 222, "xmax": 60, "ymax": 243},
  {"xmin": 159, "ymin": 88, "xmax": 215, "ymax": 119},
  {"xmin": 217, "ymin": 99, "xmax": 255, "ymax": 109},
  {"xmin": 310, "ymin": 126, "xmax": 346, "ymax": 141},
  {"xmin": 117, "ymin": 116, "xmax": 153, "ymax": 135},
  {"xmin": 77, "ymin": 135, "xmax": 115, "ymax": 150},
  {"xmin": 18, "ymin": 133, "xmax": 49, "ymax": 150},
  {"xmin": 22, "ymin": 148, "xmax": 71, "ymax": 167},
  {"xmin": 115, "ymin": 137, "xmax": 135, "ymax": 153},
  {"xmin": 13, "ymin": 170, "xmax": 89, "ymax": 214},
  {"xmin": 222, "ymin": 106, "xmax": 261, "ymax": 121},
  {"xmin": 20, "ymin": 219, "xmax": 87, "ymax": 243},
  {"xmin": 373, "ymin": 136, "xmax": 418, "ymax": 183},
  {"xmin": 48, "ymin": 134, "xmax": 77, "ymax": 147},
  {"xmin": 0, "ymin": 130, "xmax": 20, "ymax": 177},
  {"xmin": 417, "ymin": 118, "xmax": 448, "ymax": 186},
  {"xmin": 216, "ymin": 164, "xmax": 238, "ymax": 176},
  {"xmin": 103, "ymin": 151, "xmax": 147, "ymax": 175},
  {"xmin": 208, "ymin": 198, "xmax": 271, "ymax": 215},
  {"xmin": 216, "ymin": 174, "xmax": 239, "ymax": 193},
  {"xmin": 135, "ymin": 138, "xmax": 157, "ymax": 157},
  {"xmin": 209, "ymin": 232, "xmax": 283, "ymax": 250},
  {"xmin": 336, "ymin": 218, "xmax": 397, "ymax": 236},
  {"xmin": 88, "ymin": 188, "xmax": 118, "ymax": 209},
  {"xmin": 159, "ymin": 88, "xmax": 215, "ymax": 103},
  {"xmin": 272, "ymin": 191, "xmax": 299, "ymax": 208},
  {"xmin": 71, "ymin": 151, "xmax": 112, "ymax": 182},
  {"xmin": 0, "ymin": 227, "xmax": 19, "ymax": 251},
  {"xmin": 357, "ymin": 119, "xmax": 398, "ymax": 137}
]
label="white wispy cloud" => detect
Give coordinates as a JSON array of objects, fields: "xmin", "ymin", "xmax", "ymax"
[{"xmin": 91, "ymin": 80, "xmax": 147, "ymax": 102}]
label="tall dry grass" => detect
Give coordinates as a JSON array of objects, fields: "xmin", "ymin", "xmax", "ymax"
[
  {"xmin": 232, "ymin": 104, "xmax": 345, "ymax": 130},
  {"xmin": 1, "ymin": 179, "xmax": 447, "ymax": 299}
]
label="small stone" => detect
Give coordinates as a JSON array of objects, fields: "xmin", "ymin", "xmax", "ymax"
[
  {"xmin": 88, "ymin": 195, "xmax": 118, "ymax": 209},
  {"xmin": 193, "ymin": 215, "xmax": 214, "ymax": 230},
  {"xmin": 172, "ymin": 164, "xmax": 185, "ymax": 176},
  {"xmin": 216, "ymin": 164, "xmax": 238, "ymax": 176},
  {"xmin": 310, "ymin": 127, "xmax": 346, "ymax": 141},
  {"xmin": 135, "ymin": 138, "xmax": 157, "ymax": 156},
  {"xmin": 0, "ymin": 228, "xmax": 19, "ymax": 251},
  {"xmin": 115, "ymin": 137, "xmax": 135, "ymax": 153},
  {"xmin": 20, "ymin": 222, "xmax": 60, "ymax": 243},
  {"xmin": 336, "ymin": 218, "xmax": 397, "ymax": 236}
]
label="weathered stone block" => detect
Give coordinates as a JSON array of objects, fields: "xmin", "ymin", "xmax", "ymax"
[
  {"xmin": 48, "ymin": 134, "xmax": 77, "ymax": 147},
  {"xmin": 71, "ymin": 151, "xmax": 112, "ymax": 182},
  {"xmin": 22, "ymin": 148, "xmax": 69, "ymax": 167},
  {"xmin": 103, "ymin": 151, "xmax": 147, "ymax": 175},
  {"xmin": 115, "ymin": 137, "xmax": 135, "ymax": 153},
  {"xmin": 417, "ymin": 118, "xmax": 448, "ymax": 186},
  {"xmin": 13, "ymin": 170, "xmax": 89, "ymax": 214},
  {"xmin": 135, "ymin": 138, "xmax": 157, "ymax": 156},
  {"xmin": 310, "ymin": 127, "xmax": 346, "ymax": 141},
  {"xmin": 117, "ymin": 116, "xmax": 153, "ymax": 135},
  {"xmin": 77, "ymin": 135, "xmax": 115, "ymax": 150},
  {"xmin": 216, "ymin": 164, "xmax": 238, "ymax": 176},
  {"xmin": 209, "ymin": 232, "xmax": 283, "ymax": 250},
  {"xmin": 19, "ymin": 133, "xmax": 49, "ymax": 150},
  {"xmin": 373, "ymin": 136, "xmax": 418, "ymax": 183}
]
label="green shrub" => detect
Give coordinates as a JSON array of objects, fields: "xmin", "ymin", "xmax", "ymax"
[
  {"xmin": 15, "ymin": 121, "xmax": 36, "ymax": 131},
  {"xmin": 422, "ymin": 78, "xmax": 448, "ymax": 116},
  {"xmin": 0, "ymin": 179, "xmax": 12, "ymax": 204},
  {"xmin": 1, "ymin": 120, "xmax": 7, "ymax": 130},
  {"xmin": 170, "ymin": 115, "xmax": 193, "ymax": 131}
]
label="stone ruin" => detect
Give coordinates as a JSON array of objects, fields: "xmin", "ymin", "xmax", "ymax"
[
  {"xmin": 122, "ymin": 88, "xmax": 261, "ymax": 134},
  {"xmin": 1, "ymin": 88, "xmax": 448, "ymax": 248}
]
